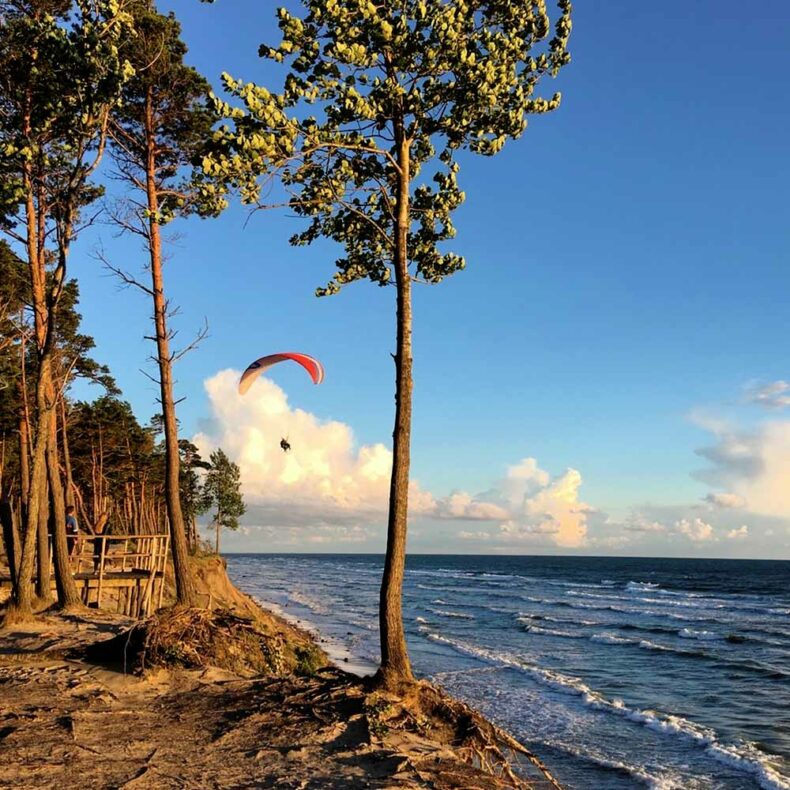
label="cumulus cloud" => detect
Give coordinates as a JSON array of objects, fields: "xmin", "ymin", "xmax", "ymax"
[
  {"xmin": 194, "ymin": 372, "xmax": 589, "ymax": 549},
  {"xmin": 727, "ymin": 525, "xmax": 749, "ymax": 541},
  {"xmin": 746, "ymin": 380, "xmax": 790, "ymax": 410},
  {"xmin": 431, "ymin": 491, "xmax": 509, "ymax": 522},
  {"xmin": 436, "ymin": 460, "xmax": 591, "ymax": 548},
  {"xmin": 695, "ymin": 419, "xmax": 790, "ymax": 519},
  {"xmin": 624, "ymin": 516, "xmax": 667, "ymax": 533},
  {"xmin": 703, "ymin": 492, "xmax": 746, "ymax": 509},
  {"xmin": 674, "ymin": 517, "xmax": 715, "ymax": 542},
  {"xmin": 193, "ymin": 370, "xmax": 401, "ymax": 535}
]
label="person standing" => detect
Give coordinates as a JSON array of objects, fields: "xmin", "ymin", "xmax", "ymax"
[
  {"xmin": 65, "ymin": 505, "xmax": 79, "ymax": 560},
  {"xmin": 93, "ymin": 520, "xmax": 107, "ymax": 573}
]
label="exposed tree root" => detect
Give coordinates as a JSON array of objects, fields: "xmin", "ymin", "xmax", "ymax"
[
  {"xmin": 362, "ymin": 679, "xmax": 565, "ymax": 790},
  {"xmin": 80, "ymin": 606, "xmax": 326, "ymax": 678}
]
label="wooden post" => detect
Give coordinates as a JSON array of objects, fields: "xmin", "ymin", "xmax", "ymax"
[
  {"xmin": 157, "ymin": 535, "xmax": 168, "ymax": 611},
  {"xmin": 139, "ymin": 540, "xmax": 159, "ymax": 617},
  {"xmin": 96, "ymin": 535, "xmax": 106, "ymax": 609}
]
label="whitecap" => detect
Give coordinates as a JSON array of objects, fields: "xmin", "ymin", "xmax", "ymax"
[
  {"xmin": 524, "ymin": 625, "xmax": 586, "ymax": 639},
  {"xmin": 591, "ymin": 633, "xmax": 634, "ymax": 645},
  {"xmin": 678, "ymin": 628, "xmax": 721, "ymax": 641},
  {"xmin": 423, "ymin": 631, "xmax": 790, "ymax": 790},
  {"xmin": 426, "ymin": 607, "xmax": 475, "ymax": 620},
  {"xmin": 627, "ymin": 581, "xmax": 661, "ymax": 592}
]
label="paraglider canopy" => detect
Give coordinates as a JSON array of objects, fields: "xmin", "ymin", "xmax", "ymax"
[{"xmin": 238, "ymin": 352, "xmax": 324, "ymax": 395}]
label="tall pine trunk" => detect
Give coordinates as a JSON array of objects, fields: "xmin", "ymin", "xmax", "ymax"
[
  {"xmin": 35, "ymin": 477, "xmax": 51, "ymax": 602},
  {"xmin": 377, "ymin": 130, "xmax": 415, "ymax": 688},
  {"xmin": 144, "ymin": 89, "xmax": 195, "ymax": 607},
  {"xmin": 14, "ymin": 360, "xmax": 53, "ymax": 617},
  {"xmin": 11, "ymin": 175, "xmax": 49, "ymax": 618},
  {"xmin": 47, "ymin": 404, "xmax": 81, "ymax": 609},
  {"xmin": 60, "ymin": 397, "xmax": 75, "ymax": 508}
]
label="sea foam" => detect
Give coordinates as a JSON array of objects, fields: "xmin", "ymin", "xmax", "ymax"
[{"xmin": 423, "ymin": 631, "xmax": 790, "ymax": 790}]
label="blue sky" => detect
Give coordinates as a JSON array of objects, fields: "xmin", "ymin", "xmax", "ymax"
[{"xmin": 66, "ymin": 0, "xmax": 790, "ymax": 558}]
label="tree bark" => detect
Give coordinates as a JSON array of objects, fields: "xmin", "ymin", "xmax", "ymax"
[
  {"xmin": 377, "ymin": 129, "xmax": 415, "ymax": 688},
  {"xmin": 60, "ymin": 396, "xmax": 75, "ymax": 508},
  {"xmin": 47, "ymin": 406, "xmax": 81, "ymax": 609},
  {"xmin": 14, "ymin": 364, "xmax": 52, "ymax": 617},
  {"xmin": 35, "ymin": 477, "xmax": 51, "ymax": 603},
  {"xmin": 19, "ymin": 324, "xmax": 31, "ymax": 519},
  {"xmin": 18, "ymin": 407, "xmax": 30, "ymax": 513},
  {"xmin": 144, "ymin": 88, "xmax": 195, "ymax": 607},
  {"xmin": 11, "ymin": 167, "xmax": 44, "ymax": 618},
  {"xmin": 0, "ymin": 499, "xmax": 20, "ymax": 589},
  {"xmin": 215, "ymin": 517, "xmax": 220, "ymax": 556}
]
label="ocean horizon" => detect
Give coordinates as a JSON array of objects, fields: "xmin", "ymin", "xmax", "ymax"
[{"xmin": 227, "ymin": 553, "xmax": 790, "ymax": 790}]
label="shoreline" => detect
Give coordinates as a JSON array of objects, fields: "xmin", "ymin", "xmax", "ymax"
[{"xmin": 246, "ymin": 591, "xmax": 379, "ymax": 678}]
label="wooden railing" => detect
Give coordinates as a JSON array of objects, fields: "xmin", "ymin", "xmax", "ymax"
[{"xmin": 72, "ymin": 533, "xmax": 170, "ymax": 617}]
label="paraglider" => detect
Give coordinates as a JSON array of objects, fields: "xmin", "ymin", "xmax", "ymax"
[
  {"xmin": 239, "ymin": 352, "xmax": 323, "ymax": 455},
  {"xmin": 238, "ymin": 352, "xmax": 324, "ymax": 395}
]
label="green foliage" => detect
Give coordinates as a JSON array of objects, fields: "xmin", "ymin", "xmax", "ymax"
[
  {"xmin": 294, "ymin": 644, "xmax": 325, "ymax": 676},
  {"xmin": 67, "ymin": 395, "xmax": 158, "ymax": 504},
  {"xmin": 178, "ymin": 438, "xmax": 212, "ymax": 529},
  {"xmin": 0, "ymin": 0, "xmax": 134, "ymax": 233},
  {"xmin": 110, "ymin": 0, "xmax": 214, "ymax": 225},
  {"xmin": 202, "ymin": 448, "xmax": 245, "ymax": 532},
  {"xmin": 54, "ymin": 280, "xmax": 118, "ymax": 393},
  {"xmin": 0, "ymin": 240, "xmax": 116, "ymax": 499},
  {"xmin": 199, "ymin": 0, "xmax": 572, "ymax": 294}
]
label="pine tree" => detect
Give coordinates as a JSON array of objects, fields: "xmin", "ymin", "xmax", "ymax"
[
  {"xmin": 200, "ymin": 0, "xmax": 572, "ymax": 687},
  {"xmin": 202, "ymin": 448, "xmax": 245, "ymax": 556},
  {"xmin": 106, "ymin": 0, "xmax": 214, "ymax": 606},
  {"xmin": 0, "ymin": 0, "xmax": 133, "ymax": 618}
]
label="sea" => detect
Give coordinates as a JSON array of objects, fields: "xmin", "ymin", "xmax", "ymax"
[{"xmin": 225, "ymin": 554, "xmax": 790, "ymax": 790}]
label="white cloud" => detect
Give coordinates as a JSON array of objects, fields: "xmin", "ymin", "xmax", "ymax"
[
  {"xmin": 434, "ymin": 461, "xmax": 591, "ymax": 548},
  {"xmin": 703, "ymin": 492, "xmax": 746, "ymax": 509},
  {"xmin": 674, "ymin": 518, "xmax": 715, "ymax": 542},
  {"xmin": 696, "ymin": 419, "xmax": 790, "ymax": 519},
  {"xmin": 624, "ymin": 516, "xmax": 667, "ymax": 533},
  {"xmin": 431, "ymin": 491, "xmax": 510, "ymax": 521},
  {"xmin": 194, "ymin": 372, "xmax": 589, "ymax": 549},
  {"xmin": 727, "ymin": 525, "xmax": 749, "ymax": 541},
  {"xmin": 458, "ymin": 530, "xmax": 494, "ymax": 541},
  {"xmin": 194, "ymin": 370, "xmax": 398, "ymax": 529},
  {"xmin": 746, "ymin": 380, "xmax": 790, "ymax": 410}
]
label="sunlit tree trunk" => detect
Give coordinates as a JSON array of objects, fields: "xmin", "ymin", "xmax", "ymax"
[
  {"xmin": 35, "ymin": 477, "xmax": 51, "ymax": 603},
  {"xmin": 12, "ymin": 166, "xmax": 47, "ymax": 618},
  {"xmin": 47, "ymin": 401, "xmax": 80, "ymax": 609},
  {"xmin": 144, "ymin": 88, "xmax": 195, "ymax": 607},
  {"xmin": 60, "ymin": 396, "xmax": 75, "ymax": 508},
  {"xmin": 377, "ymin": 129, "xmax": 415, "ymax": 688}
]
